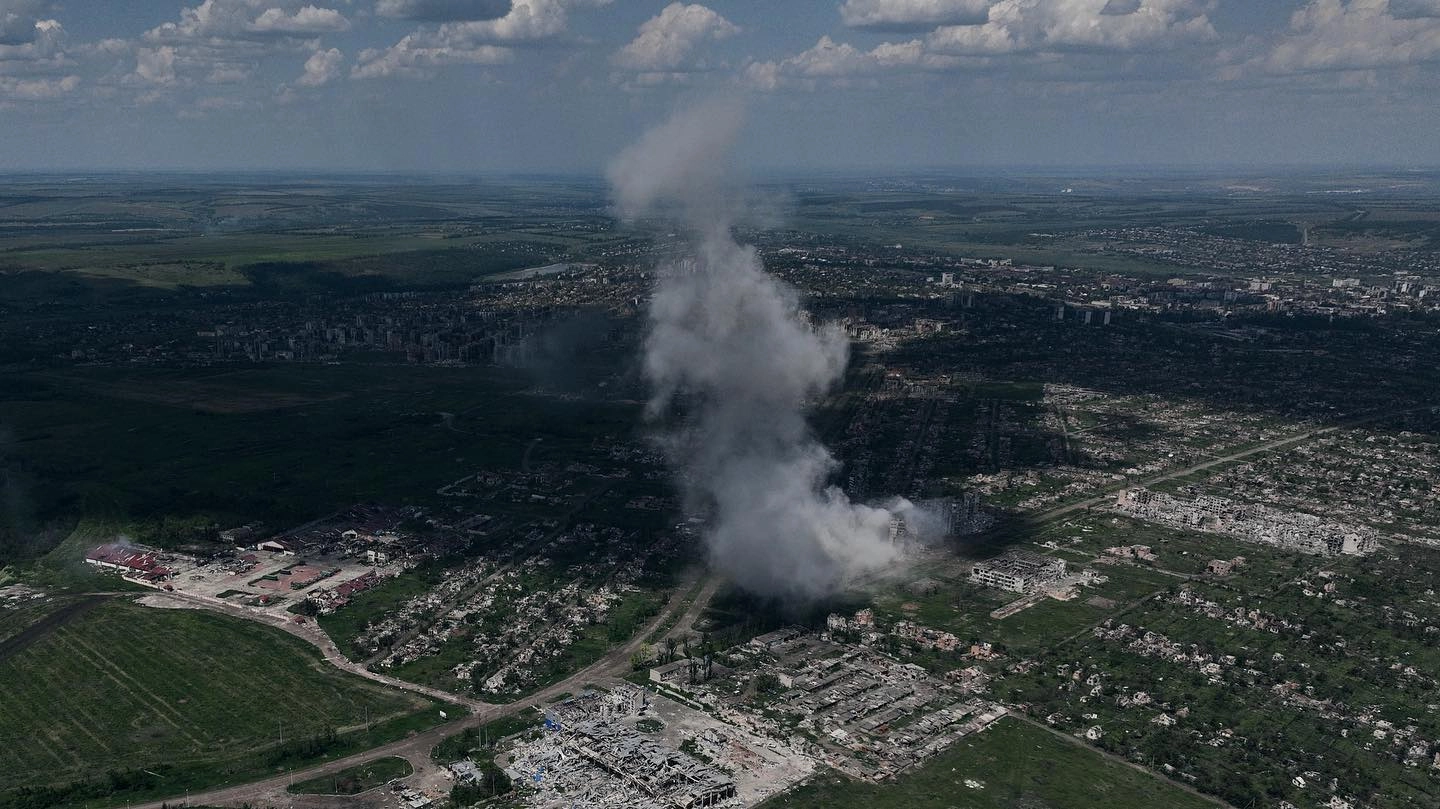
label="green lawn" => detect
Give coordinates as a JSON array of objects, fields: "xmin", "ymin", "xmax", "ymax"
[
  {"xmin": 764, "ymin": 716, "xmax": 1218, "ymax": 809},
  {"xmin": 288, "ymin": 756, "xmax": 413, "ymax": 795},
  {"xmin": 0, "ymin": 598, "xmax": 451, "ymax": 808}
]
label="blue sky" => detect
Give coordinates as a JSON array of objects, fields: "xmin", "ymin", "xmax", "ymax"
[{"xmin": 2, "ymin": 0, "xmax": 1439, "ymax": 171}]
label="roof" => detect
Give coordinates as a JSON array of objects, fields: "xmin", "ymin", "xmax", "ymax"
[{"xmin": 85, "ymin": 543, "xmax": 161, "ymax": 573}]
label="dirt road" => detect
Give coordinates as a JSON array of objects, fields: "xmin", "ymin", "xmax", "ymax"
[
  {"xmin": 139, "ymin": 590, "xmax": 496, "ymax": 713},
  {"xmin": 130, "ymin": 568, "xmax": 712, "ymax": 809}
]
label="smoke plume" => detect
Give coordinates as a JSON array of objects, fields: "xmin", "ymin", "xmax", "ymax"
[{"xmin": 608, "ymin": 99, "xmax": 908, "ymax": 603}]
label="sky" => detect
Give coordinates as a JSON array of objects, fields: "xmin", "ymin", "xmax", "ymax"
[{"xmin": 2, "ymin": 0, "xmax": 1439, "ymax": 171}]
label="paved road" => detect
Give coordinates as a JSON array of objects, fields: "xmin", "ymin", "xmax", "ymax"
[{"xmin": 131, "ymin": 568, "xmax": 711, "ymax": 809}]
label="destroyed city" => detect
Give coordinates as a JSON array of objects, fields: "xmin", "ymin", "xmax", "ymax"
[{"xmin": 4, "ymin": 3, "xmax": 1440, "ymax": 809}]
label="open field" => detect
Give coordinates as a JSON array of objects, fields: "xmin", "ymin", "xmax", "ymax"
[
  {"xmin": 0, "ymin": 179, "xmax": 626, "ymax": 290},
  {"xmin": 763, "ymin": 715, "xmax": 1219, "ymax": 809},
  {"xmin": 0, "ymin": 598, "xmax": 448, "ymax": 808}
]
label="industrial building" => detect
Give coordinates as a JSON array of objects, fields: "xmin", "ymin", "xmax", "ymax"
[
  {"xmin": 84, "ymin": 542, "xmax": 175, "ymax": 582},
  {"xmin": 969, "ymin": 550, "xmax": 1067, "ymax": 593}
]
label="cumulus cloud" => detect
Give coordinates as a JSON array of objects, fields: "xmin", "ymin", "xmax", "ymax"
[
  {"xmin": 354, "ymin": 0, "xmax": 608, "ymax": 79},
  {"xmin": 0, "ymin": 72, "xmax": 75, "ymax": 99},
  {"xmin": 1262, "ymin": 0, "xmax": 1440, "ymax": 72},
  {"xmin": 614, "ymin": 3, "xmax": 738, "ymax": 72},
  {"xmin": 0, "ymin": 0, "xmax": 52, "ymax": 45},
  {"xmin": 77, "ymin": 37, "xmax": 131, "ymax": 57},
  {"xmin": 249, "ymin": 5, "xmax": 350, "ymax": 34},
  {"xmin": 0, "ymin": 8, "xmax": 70, "ymax": 80},
  {"xmin": 0, "ymin": 17, "xmax": 63, "ymax": 66},
  {"xmin": 744, "ymin": 35, "xmax": 967, "ymax": 89},
  {"xmin": 125, "ymin": 1, "xmax": 349, "ymax": 91},
  {"xmin": 926, "ymin": 0, "xmax": 1216, "ymax": 55},
  {"xmin": 206, "ymin": 64, "xmax": 253, "ymax": 82},
  {"xmin": 840, "ymin": 0, "xmax": 992, "ymax": 31},
  {"xmin": 351, "ymin": 32, "xmax": 510, "ymax": 78},
  {"xmin": 133, "ymin": 45, "xmax": 178, "ymax": 85},
  {"xmin": 750, "ymin": 0, "xmax": 1214, "ymax": 89},
  {"xmin": 375, "ymin": 0, "xmax": 512, "ymax": 22},
  {"xmin": 0, "ymin": 12, "xmax": 79, "ymax": 106},
  {"xmin": 297, "ymin": 45, "xmax": 342, "ymax": 85},
  {"xmin": 145, "ymin": 1, "xmax": 350, "ymax": 43}
]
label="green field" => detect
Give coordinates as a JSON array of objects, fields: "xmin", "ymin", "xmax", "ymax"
[
  {"xmin": 0, "ymin": 598, "xmax": 450, "ymax": 808},
  {"xmin": 764, "ymin": 716, "xmax": 1218, "ymax": 809},
  {"xmin": 288, "ymin": 756, "xmax": 413, "ymax": 795}
]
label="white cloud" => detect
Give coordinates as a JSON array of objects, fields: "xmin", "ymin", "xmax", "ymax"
[
  {"xmin": 0, "ymin": 15, "xmax": 68, "ymax": 71},
  {"xmin": 1263, "ymin": 0, "xmax": 1440, "ymax": 72},
  {"xmin": 353, "ymin": 0, "xmax": 609, "ymax": 79},
  {"xmin": 206, "ymin": 64, "xmax": 253, "ymax": 82},
  {"xmin": 297, "ymin": 45, "xmax": 342, "ymax": 85},
  {"xmin": 0, "ymin": 12, "xmax": 76, "ymax": 106},
  {"xmin": 0, "ymin": 0, "xmax": 51, "ymax": 45},
  {"xmin": 839, "ymin": 0, "xmax": 992, "ymax": 31},
  {"xmin": 351, "ymin": 32, "xmax": 510, "ymax": 78},
  {"xmin": 77, "ymin": 37, "xmax": 131, "ymax": 57},
  {"xmin": 749, "ymin": 0, "xmax": 1213, "ymax": 89},
  {"xmin": 744, "ymin": 35, "xmax": 963, "ymax": 89},
  {"xmin": 0, "ymin": 72, "xmax": 76, "ymax": 99},
  {"xmin": 444, "ymin": 0, "xmax": 611, "ymax": 43},
  {"xmin": 249, "ymin": 5, "xmax": 350, "ymax": 34},
  {"xmin": 926, "ymin": 0, "xmax": 1216, "ymax": 56},
  {"xmin": 614, "ymin": 3, "xmax": 738, "ymax": 72},
  {"xmin": 133, "ymin": 45, "xmax": 178, "ymax": 85},
  {"xmin": 126, "ymin": 1, "xmax": 348, "ymax": 91},
  {"xmin": 375, "ymin": 0, "xmax": 512, "ymax": 22},
  {"xmin": 145, "ymin": 1, "xmax": 349, "ymax": 43}
]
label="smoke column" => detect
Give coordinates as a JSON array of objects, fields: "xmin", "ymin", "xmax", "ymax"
[{"xmin": 609, "ymin": 99, "xmax": 915, "ymax": 603}]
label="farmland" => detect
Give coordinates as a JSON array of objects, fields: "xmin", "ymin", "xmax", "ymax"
[{"xmin": 0, "ymin": 598, "xmax": 448, "ymax": 808}]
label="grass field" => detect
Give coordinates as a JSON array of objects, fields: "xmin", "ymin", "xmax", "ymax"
[
  {"xmin": 763, "ymin": 716, "xmax": 1218, "ymax": 809},
  {"xmin": 288, "ymin": 756, "xmax": 412, "ymax": 795},
  {"xmin": 0, "ymin": 598, "xmax": 448, "ymax": 807}
]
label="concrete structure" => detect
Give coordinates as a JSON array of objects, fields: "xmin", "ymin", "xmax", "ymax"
[
  {"xmin": 1117, "ymin": 488, "xmax": 1378, "ymax": 557},
  {"xmin": 970, "ymin": 551, "xmax": 1066, "ymax": 593},
  {"xmin": 534, "ymin": 694, "xmax": 737, "ymax": 809}
]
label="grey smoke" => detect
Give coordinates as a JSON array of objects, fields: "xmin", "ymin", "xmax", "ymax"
[{"xmin": 608, "ymin": 98, "xmax": 913, "ymax": 603}]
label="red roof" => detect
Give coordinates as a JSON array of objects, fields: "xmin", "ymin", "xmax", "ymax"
[{"xmin": 86, "ymin": 543, "xmax": 161, "ymax": 573}]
